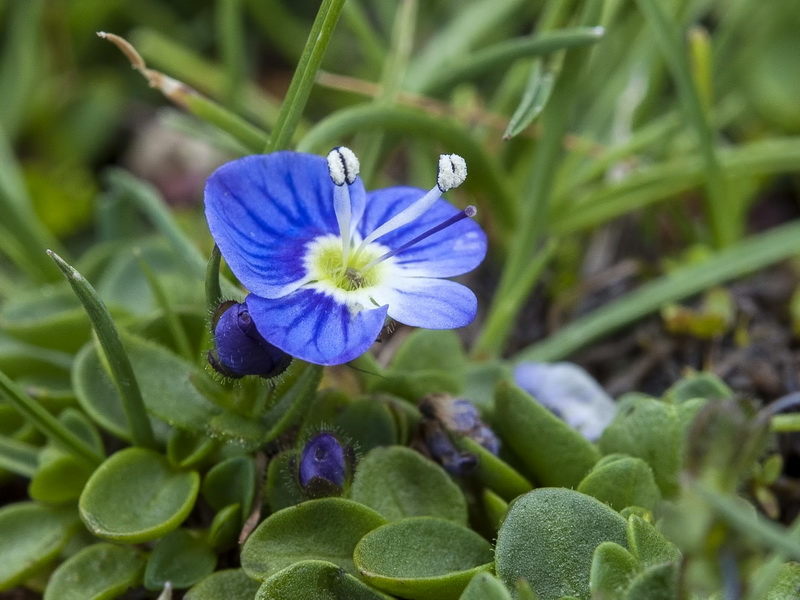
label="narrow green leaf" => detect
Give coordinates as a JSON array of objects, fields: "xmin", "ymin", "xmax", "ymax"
[
  {"xmin": 518, "ymin": 219, "xmax": 800, "ymax": 362},
  {"xmin": 266, "ymin": 0, "xmax": 346, "ymax": 151},
  {"xmin": 635, "ymin": 0, "xmax": 730, "ymax": 247},
  {"xmin": 0, "ymin": 434, "xmax": 38, "ymax": 477},
  {"xmin": 0, "ymin": 369, "xmax": 103, "ymax": 466},
  {"xmin": 48, "ymin": 250, "xmax": 155, "ymax": 449},
  {"xmin": 694, "ymin": 483, "xmax": 800, "ymax": 561},
  {"xmin": 430, "ymin": 27, "xmax": 603, "ymax": 95},
  {"xmin": 503, "ymin": 60, "xmax": 555, "ymax": 139}
]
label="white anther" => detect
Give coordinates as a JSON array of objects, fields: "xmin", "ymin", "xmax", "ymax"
[
  {"xmin": 327, "ymin": 146, "xmax": 360, "ymax": 186},
  {"xmin": 436, "ymin": 154, "xmax": 467, "ymax": 192}
]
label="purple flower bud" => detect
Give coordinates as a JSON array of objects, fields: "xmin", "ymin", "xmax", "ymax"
[
  {"xmin": 420, "ymin": 394, "xmax": 501, "ymax": 456},
  {"xmin": 420, "ymin": 419, "xmax": 477, "ymax": 476},
  {"xmin": 298, "ymin": 432, "xmax": 351, "ymax": 497},
  {"xmin": 210, "ymin": 301, "xmax": 292, "ymax": 378}
]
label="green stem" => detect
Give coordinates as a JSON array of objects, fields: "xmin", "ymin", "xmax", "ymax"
[
  {"xmin": 0, "ymin": 369, "xmax": 103, "ymax": 466},
  {"xmin": 206, "ymin": 244, "xmax": 224, "ymax": 313},
  {"xmin": 265, "ymin": 0, "xmax": 346, "ymax": 152},
  {"xmin": 516, "ymin": 219, "xmax": 800, "ymax": 362},
  {"xmin": 635, "ymin": 0, "xmax": 730, "ymax": 247},
  {"xmin": 771, "ymin": 414, "xmax": 800, "ymax": 434},
  {"xmin": 48, "ymin": 251, "xmax": 156, "ymax": 450}
]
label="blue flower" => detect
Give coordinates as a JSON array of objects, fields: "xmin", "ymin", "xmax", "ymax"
[{"xmin": 205, "ymin": 148, "xmax": 486, "ymax": 365}]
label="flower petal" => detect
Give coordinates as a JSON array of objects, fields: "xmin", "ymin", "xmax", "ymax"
[
  {"xmin": 359, "ymin": 186, "xmax": 486, "ymax": 278},
  {"xmin": 205, "ymin": 152, "xmax": 366, "ymax": 298},
  {"xmin": 245, "ymin": 289, "xmax": 387, "ymax": 365},
  {"xmin": 376, "ymin": 277, "xmax": 477, "ymax": 329}
]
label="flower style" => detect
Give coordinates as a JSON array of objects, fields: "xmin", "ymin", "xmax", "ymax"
[{"xmin": 205, "ymin": 148, "xmax": 486, "ymax": 365}]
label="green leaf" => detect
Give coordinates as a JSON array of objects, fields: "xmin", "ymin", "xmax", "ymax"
[
  {"xmin": 144, "ymin": 529, "xmax": 217, "ymax": 590},
  {"xmin": 504, "ymin": 60, "xmax": 555, "ymax": 139},
  {"xmin": 0, "ymin": 284, "xmax": 92, "ymax": 352},
  {"xmin": 589, "ymin": 542, "xmax": 639, "ymax": 600},
  {"xmin": 495, "ymin": 488, "xmax": 628, "ymax": 600},
  {"xmin": 453, "ymin": 435, "xmax": 533, "ymax": 501},
  {"xmin": 626, "ymin": 515, "xmax": 681, "ymax": 569},
  {"xmin": 623, "ymin": 562, "xmax": 679, "ymax": 600},
  {"xmin": 460, "ymin": 572, "xmax": 513, "ymax": 600},
  {"xmin": 203, "ymin": 455, "xmax": 255, "ymax": 515},
  {"xmin": 758, "ymin": 562, "xmax": 800, "ymax": 600},
  {"xmin": 207, "ymin": 503, "xmax": 241, "ymax": 551},
  {"xmin": 240, "ymin": 497, "xmax": 387, "ymax": 581},
  {"xmin": 354, "ymin": 517, "xmax": 493, "ymax": 600},
  {"xmin": 264, "ymin": 450, "xmax": 305, "ymax": 512},
  {"xmin": 390, "ymin": 330, "xmax": 466, "ymax": 376},
  {"xmin": 599, "ymin": 397, "xmax": 705, "ymax": 496},
  {"xmin": 577, "ymin": 456, "xmax": 661, "ymax": 512},
  {"xmin": 72, "ymin": 342, "xmax": 170, "ymax": 443},
  {"xmin": 256, "ymin": 560, "xmax": 393, "ymax": 600},
  {"xmin": 184, "ymin": 569, "xmax": 261, "ymax": 600},
  {"xmin": 29, "ymin": 452, "xmax": 94, "ymax": 504},
  {"xmin": 333, "ymin": 398, "xmax": 398, "ymax": 453},
  {"xmin": 350, "ymin": 446, "xmax": 468, "ymax": 524},
  {"xmin": 0, "ymin": 502, "xmax": 79, "ymax": 590},
  {"xmin": 79, "ymin": 447, "xmax": 200, "ymax": 543},
  {"xmin": 494, "ymin": 382, "xmax": 600, "ymax": 487},
  {"xmin": 43, "ymin": 543, "xmax": 146, "ymax": 600},
  {"xmin": 0, "ymin": 433, "xmax": 38, "ymax": 477},
  {"xmin": 49, "ymin": 251, "xmax": 155, "ymax": 449},
  {"xmin": 663, "ymin": 371, "xmax": 733, "ymax": 404}
]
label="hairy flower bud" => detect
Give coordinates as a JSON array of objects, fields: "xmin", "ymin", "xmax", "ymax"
[
  {"xmin": 209, "ymin": 301, "xmax": 292, "ymax": 379},
  {"xmin": 297, "ymin": 432, "xmax": 354, "ymax": 498}
]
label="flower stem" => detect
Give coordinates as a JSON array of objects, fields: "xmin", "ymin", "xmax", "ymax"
[
  {"xmin": 48, "ymin": 250, "xmax": 157, "ymax": 450},
  {"xmin": 265, "ymin": 0, "xmax": 346, "ymax": 152}
]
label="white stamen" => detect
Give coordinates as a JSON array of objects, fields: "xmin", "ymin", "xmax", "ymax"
[
  {"xmin": 328, "ymin": 147, "xmax": 360, "ymax": 265},
  {"xmin": 356, "ymin": 154, "xmax": 468, "ymax": 254},
  {"xmin": 327, "ymin": 146, "xmax": 360, "ymax": 186},
  {"xmin": 437, "ymin": 154, "xmax": 467, "ymax": 192}
]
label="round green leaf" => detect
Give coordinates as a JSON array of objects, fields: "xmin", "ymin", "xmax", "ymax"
[
  {"xmin": 184, "ymin": 569, "xmax": 261, "ymax": 600},
  {"xmin": 577, "ymin": 456, "xmax": 661, "ymax": 511},
  {"xmin": 460, "ymin": 572, "xmax": 513, "ymax": 600},
  {"xmin": 203, "ymin": 455, "xmax": 255, "ymax": 515},
  {"xmin": 354, "ymin": 517, "xmax": 493, "ymax": 600},
  {"xmin": 144, "ymin": 529, "xmax": 217, "ymax": 590},
  {"xmin": 44, "ymin": 542, "xmax": 146, "ymax": 600},
  {"xmin": 29, "ymin": 453, "xmax": 94, "ymax": 504},
  {"xmin": 350, "ymin": 446, "xmax": 468, "ymax": 524},
  {"xmin": 0, "ymin": 502, "xmax": 79, "ymax": 590},
  {"xmin": 494, "ymin": 383, "xmax": 600, "ymax": 488},
  {"xmin": 256, "ymin": 560, "xmax": 393, "ymax": 600},
  {"xmin": 0, "ymin": 284, "xmax": 92, "ymax": 352},
  {"xmin": 626, "ymin": 515, "xmax": 680, "ymax": 569},
  {"xmin": 208, "ymin": 503, "xmax": 241, "ymax": 551},
  {"xmin": 589, "ymin": 542, "xmax": 639, "ymax": 599},
  {"xmin": 79, "ymin": 447, "xmax": 199, "ymax": 543},
  {"xmin": 495, "ymin": 488, "xmax": 628, "ymax": 600},
  {"xmin": 72, "ymin": 342, "xmax": 170, "ymax": 442},
  {"xmin": 599, "ymin": 396, "xmax": 704, "ymax": 496},
  {"xmin": 624, "ymin": 562, "xmax": 678, "ymax": 600},
  {"xmin": 241, "ymin": 497, "xmax": 387, "ymax": 581},
  {"xmin": 333, "ymin": 398, "xmax": 398, "ymax": 453}
]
